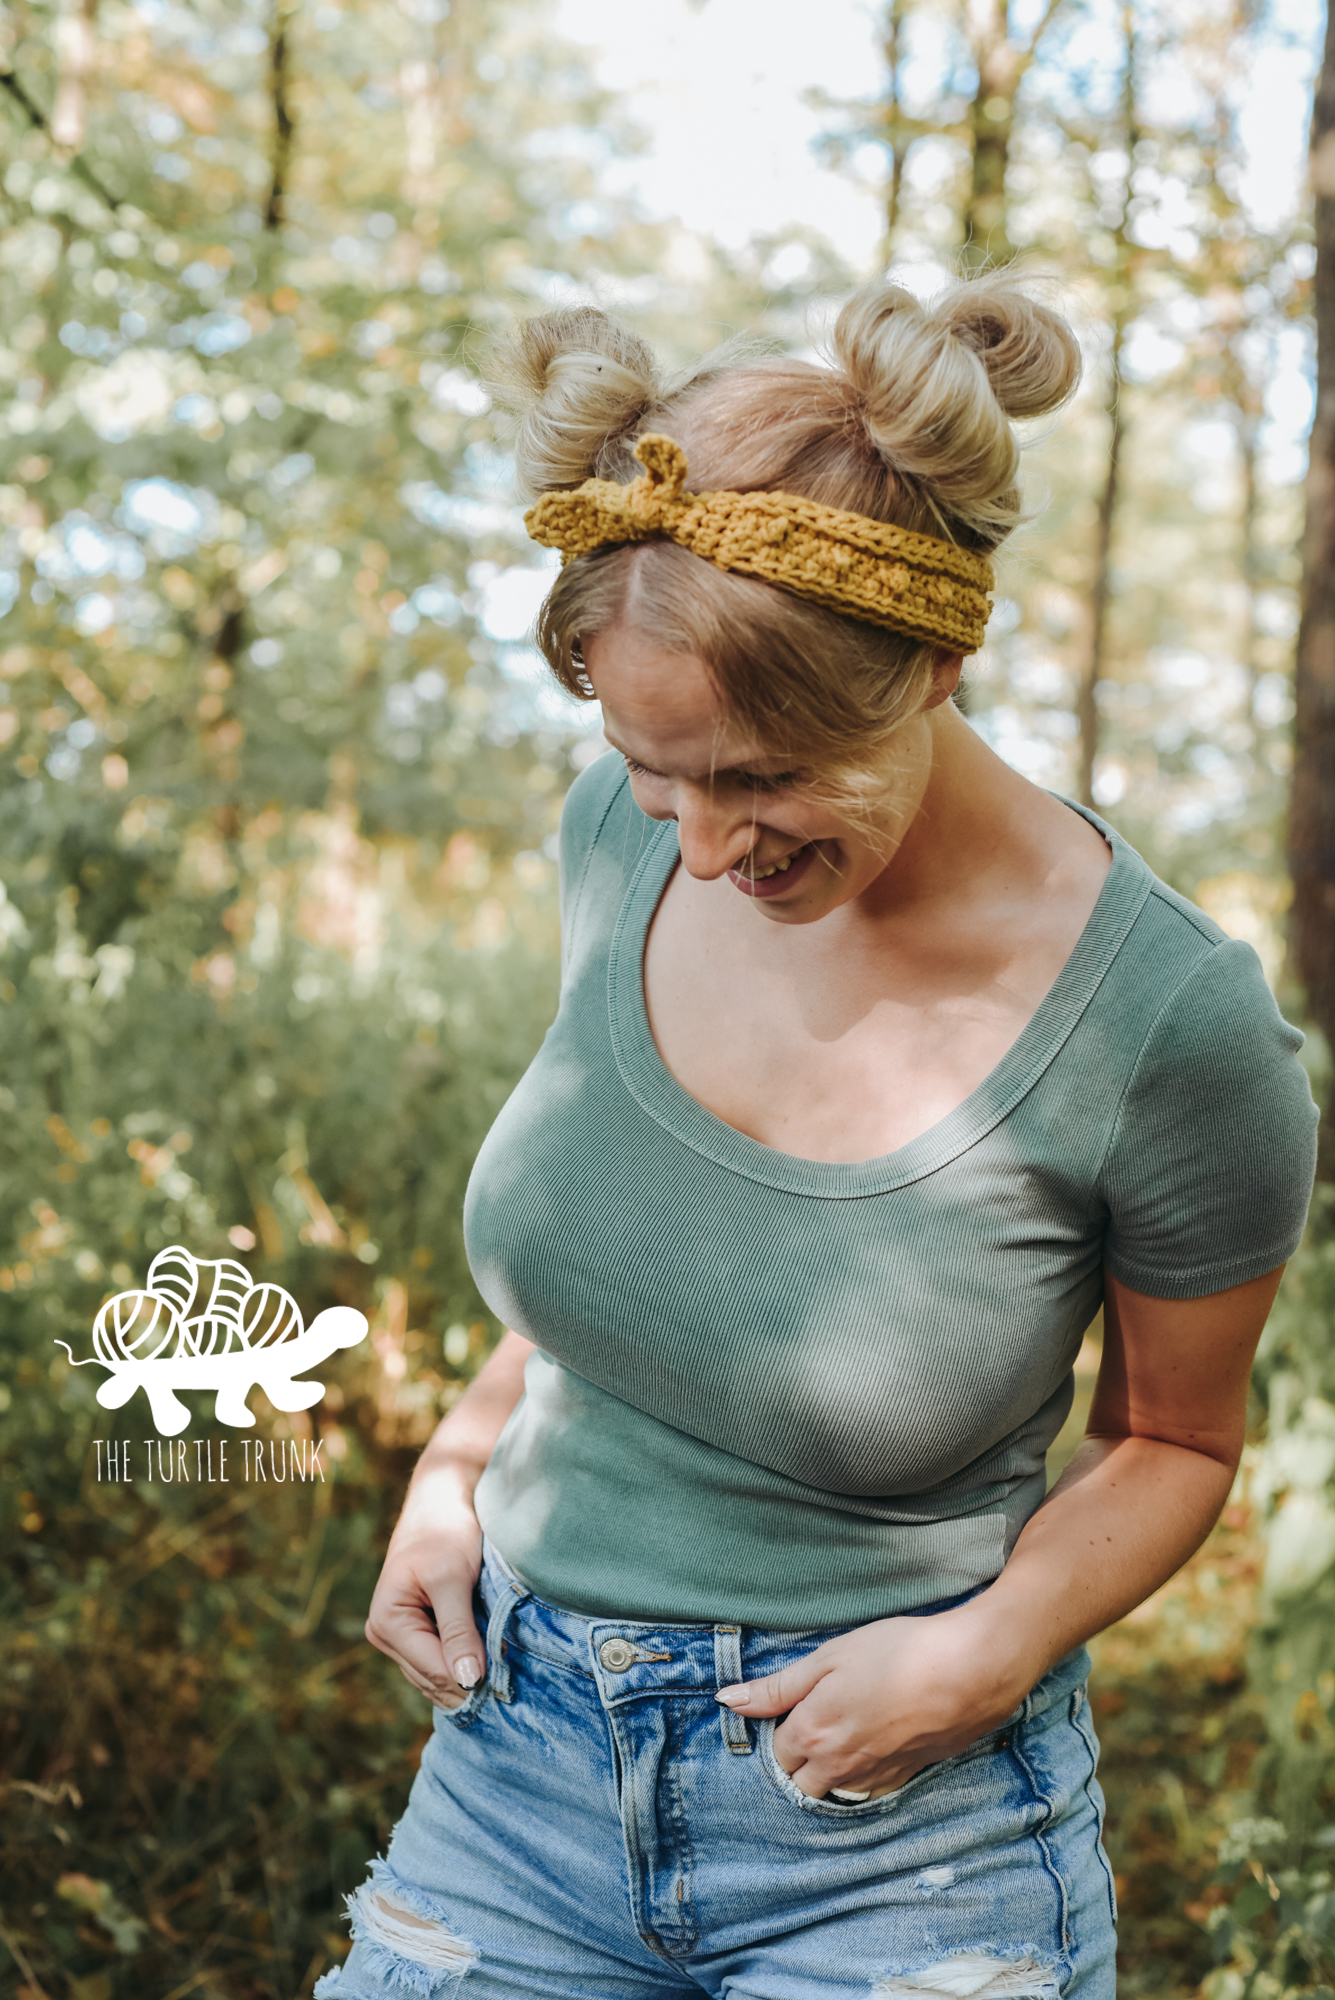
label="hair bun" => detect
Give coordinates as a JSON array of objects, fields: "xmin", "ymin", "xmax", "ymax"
[
  {"xmin": 831, "ymin": 273, "xmax": 1081, "ymax": 540},
  {"xmin": 491, "ymin": 308, "xmax": 661, "ymax": 499},
  {"xmin": 933, "ymin": 281, "xmax": 1081, "ymax": 420}
]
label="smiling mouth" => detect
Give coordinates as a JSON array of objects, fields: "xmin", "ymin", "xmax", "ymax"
[
  {"xmin": 727, "ymin": 841, "xmax": 818, "ymax": 898},
  {"xmin": 748, "ymin": 850, "xmax": 799, "ymax": 880}
]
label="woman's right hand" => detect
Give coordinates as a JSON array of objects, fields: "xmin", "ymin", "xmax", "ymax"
[{"xmin": 365, "ymin": 1471, "xmax": 487, "ymax": 1708}]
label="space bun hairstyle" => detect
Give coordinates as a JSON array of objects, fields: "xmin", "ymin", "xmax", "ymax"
[
  {"xmin": 493, "ymin": 307, "xmax": 663, "ymax": 492},
  {"xmin": 493, "ymin": 275, "xmax": 1081, "ymax": 813}
]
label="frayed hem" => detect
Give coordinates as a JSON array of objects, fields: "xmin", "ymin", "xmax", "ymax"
[{"xmin": 873, "ymin": 1951, "xmax": 1062, "ymax": 1998}]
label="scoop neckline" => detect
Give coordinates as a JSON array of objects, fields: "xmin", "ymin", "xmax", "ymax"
[{"xmin": 605, "ymin": 793, "xmax": 1152, "ymax": 1198}]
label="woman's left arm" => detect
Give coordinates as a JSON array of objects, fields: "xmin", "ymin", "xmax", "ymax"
[{"xmin": 720, "ymin": 1264, "xmax": 1285, "ymax": 1800}]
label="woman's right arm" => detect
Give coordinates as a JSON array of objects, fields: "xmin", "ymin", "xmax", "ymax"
[{"xmin": 364, "ymin": 1328, "xmax": 533, "ymax": 1704}]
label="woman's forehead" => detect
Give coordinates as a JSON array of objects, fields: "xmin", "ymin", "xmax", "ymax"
[{"xmin": 584, "ymin": 629, "xmax": 774, "ymax": 776}]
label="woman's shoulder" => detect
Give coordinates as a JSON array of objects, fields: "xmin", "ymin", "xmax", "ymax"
[
  {"xmin": 1114, "ymin": 853, "xmax": 1298, "ymax": 1059},
  {"xmin": 559, "ymin": 746, "xmax": 631, "ymax": 850},
  {"xmin": 558, "ymin": 749, "xmax": 635, "ymax": 892},
  {"xmin": 1068, "ymin": 799, "xmax": 1287, "ymax": 1041},
  {"xmin": 1090, "ymin": 831, "xmax": 1308, "ymax": 1108}
]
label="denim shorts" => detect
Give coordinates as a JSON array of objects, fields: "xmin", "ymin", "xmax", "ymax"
[{"xmin": 318, "ymin": 1542, "xmax": 1118, "ymax": 1999}]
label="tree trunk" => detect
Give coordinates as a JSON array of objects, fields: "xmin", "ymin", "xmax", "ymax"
[
  {"xmin": 961, "ymin": 0, "xmax": 1018, "ymax": 270},
  {"xmin": 880, "ymin": 0, "xmax": 909, "ymax": 264},
  {"xmin": 1290, "ymin": 0, "xmax": 1335, "ymax": 1166},
  {"xmin": 1073, "ymin": 4, "xmax": 1136, "ymax": 808},
  {"xmin": 958, "ymin": 0, "xmax": 1067, "ymax": 272},
  {"xmin": 265, "ymin": 0, "xmax": 296, "ymax": 231},
  {"xmin": 1076, "ymin": 322, "xmax": 1125, "ymax": 807}
]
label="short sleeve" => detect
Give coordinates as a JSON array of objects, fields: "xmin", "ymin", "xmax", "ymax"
[{"xmin": 1100, "ymin": 937, "xmax": 1318, "ymax": 1298}]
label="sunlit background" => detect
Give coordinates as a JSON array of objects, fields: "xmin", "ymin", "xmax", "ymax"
[
  {"xmin": 561, "ymin": 0, "xmax": 1316, "ymax": 250},
  {"xmin": 2, "ymin": 2, "xmax": 1334, "ymax": 1997}
]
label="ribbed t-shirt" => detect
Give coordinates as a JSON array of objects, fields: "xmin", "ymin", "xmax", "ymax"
[{"xmin": 464, "ymin": 753, "xmax": 1318, "ymax": 1627}]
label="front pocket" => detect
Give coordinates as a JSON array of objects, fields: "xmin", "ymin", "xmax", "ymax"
[
  {"xmin": 433, "ymin": 1677, "xmax": 490, "ymax": 1730},
  {"xmin": 756, "ymin": 1718, "xmax": 952, "ymax": 1819}
]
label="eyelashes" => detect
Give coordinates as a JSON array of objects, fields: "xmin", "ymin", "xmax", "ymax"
[{"xmin": 621, "ymin": 756, "xmax": 802, "ymax": 791}]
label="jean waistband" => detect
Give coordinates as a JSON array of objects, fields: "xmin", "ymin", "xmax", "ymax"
[{"xmin": 474, "ymin": 1538, "xmax": 1089, "ymax": 1730}]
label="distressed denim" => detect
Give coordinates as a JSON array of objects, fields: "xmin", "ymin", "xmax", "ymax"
[{"xmin": 318, "ymin": 1543, "xmax": 1118, "ymax": 2000}]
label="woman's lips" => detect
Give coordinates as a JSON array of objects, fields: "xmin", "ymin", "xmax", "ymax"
[{"xmin": 727, "ymin": 841, "xmax": 818, "ymax": 898}]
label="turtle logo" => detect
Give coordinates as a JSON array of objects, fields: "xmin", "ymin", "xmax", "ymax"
[{"xmin": 57, "ymin": 1245, "xmax": 368, "ymax": 1437}]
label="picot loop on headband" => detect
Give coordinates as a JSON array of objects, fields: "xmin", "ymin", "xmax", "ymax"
[{"xmin": 523, "ymin": 433, "xmax": 995, "ymax": 654}]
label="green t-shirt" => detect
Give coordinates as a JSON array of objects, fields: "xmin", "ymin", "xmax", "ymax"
[{"xmin": 466, "ymin": 753, "xmax": 1317, "ymax": 1627}]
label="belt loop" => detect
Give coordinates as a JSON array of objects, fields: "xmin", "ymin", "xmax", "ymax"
[
  {"xmin": 713, "ymin": 1625, "xmax": 751, "ymax": 1754},
  {"xmin": 484, "ymin": 1579, "xmax": 529, "ymax": 1704}
]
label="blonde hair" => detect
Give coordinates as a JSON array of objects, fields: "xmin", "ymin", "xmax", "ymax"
[{"xmin": 493, "ymin": 278, "xmax": 1080, "ymax": 806}]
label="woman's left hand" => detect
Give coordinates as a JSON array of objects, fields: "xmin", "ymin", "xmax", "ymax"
[
  {"xmin": 717, "ymin": 1602, "xmax": 1028, "ymax": 1800},
  {"xmin": 721, "ymin": 1271, "xmax": 1291, "ymax": 1802}
]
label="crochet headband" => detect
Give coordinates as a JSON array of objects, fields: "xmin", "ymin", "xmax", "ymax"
[{"xmin": 523, "ymin": 433, "xmax": 994, "ymax": 655}]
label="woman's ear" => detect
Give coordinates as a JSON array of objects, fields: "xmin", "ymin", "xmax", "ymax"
[{"xmin": 923, "ymin": 652, "xmax": 964, "ymax": 710}]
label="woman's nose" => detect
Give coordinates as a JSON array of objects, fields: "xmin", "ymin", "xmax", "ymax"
[{"xmin": 673, "ymin": 788, "xmax": 756, "ymax": 880}]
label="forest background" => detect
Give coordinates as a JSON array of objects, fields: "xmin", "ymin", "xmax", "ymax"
[{"xmin": 2, "ymin": 0, "xmax": 1334, "ymax": 1995}]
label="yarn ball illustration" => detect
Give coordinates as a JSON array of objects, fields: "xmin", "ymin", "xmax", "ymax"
[
  {"xmin": 93, "ymin": 1289, "xmax": 184, "ymax": 1366},
  {"xmin": 239, "ymin": 1284, "xmax": 303, "ymax": 1349},
  {"xmin": 145, "ymin": 1244, "xmax": 200, "ymax": 1318}
]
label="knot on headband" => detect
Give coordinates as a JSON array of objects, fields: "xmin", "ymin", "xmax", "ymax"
[{"xmin": 523, "ymin": 434, "xmax": 995, "ymax": 655}]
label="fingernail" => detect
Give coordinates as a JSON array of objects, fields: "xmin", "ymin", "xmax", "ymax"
[
  {"xmin": 455, "ymin": 1656, "xmax": 483, "ymax": 1689},
  {"xmin": 715, "ymin": 1688, "xmax": 745, "ymax": 1708}
]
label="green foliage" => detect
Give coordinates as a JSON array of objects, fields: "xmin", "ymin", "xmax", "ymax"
[
  {"xmin": 1080, "ymin": 1495, "xmax": 1266, "ymax": 1999},
  {"xmin": 0, "ymin": 0, "xmax": 630, "ymax": 877},
  {"xmin": 0, "ymin": 926, "xmax": 552, "ymax": 1998},
  {"xmin": 1, "ymin": 865, "xmax": 559, "ymax": 2000},
  {"xmin": 1247, "ymin": 1197, "xmax": 1335, "ymax": 1847},
  {"xmin": 1200, "ymin": 1818, "xmax": 1335, "ymax": 1999},
  {"xmin": 5, "ymin": 1346, "xmax": 445, "ymax": 1999}
]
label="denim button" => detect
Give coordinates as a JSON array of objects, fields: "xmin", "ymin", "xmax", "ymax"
[{"xmin": 599, "ymin": 1638, "xmax": 637, "ymax": 1672}]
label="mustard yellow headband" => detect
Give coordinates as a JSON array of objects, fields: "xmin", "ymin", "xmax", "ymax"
[{"xmin": 523, "ymin": 434, "xmax": 994, "ymax": 655}]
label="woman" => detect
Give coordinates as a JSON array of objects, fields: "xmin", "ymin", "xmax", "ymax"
[{"xmin": 320, "ymin": 277, "xmax": 1317, "ymax": 2000}]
